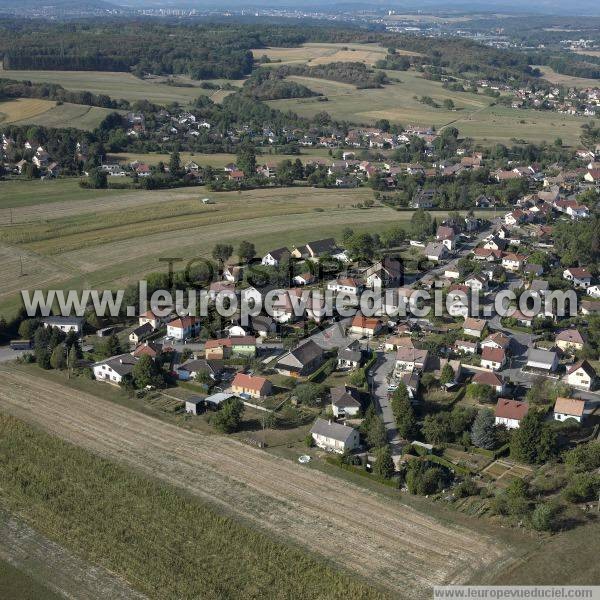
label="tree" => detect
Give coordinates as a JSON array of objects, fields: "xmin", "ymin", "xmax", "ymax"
[
  {"xmin": 293, "ymin": 383, "xmax": 325, "ymax": 406},
  {"xmin": 169, "ymin": 150, "xmax": 181, "ymax": 175},
  {"xmin": 410, "ymin": 209, "xmax": 433, "ymax": 241},
  {"xmin": 443, "ymin": 99, "xmax": 455, "ymax": 110},
  {"xmin": 238, "ymin": 240, "xmax": 255, "ymax": 264},
  {"xmin": 466, "ymin": 382, "xmax": 495, "ymax": 404},
  {"xmin": 422, "ymin": 413, "xmax": 453, "ymax": 445},
  {"xmin": 564, "ymin": 441, "xmax": 600, "ymax": 473},
  {"xmin": 374, "ymin": 445, "xmax": 395, "ymax": 479},
  {"xmin": 212, "ymin": 397, "xmax": 245, "ymax": 433},
  {"xmin": 531, "ymin": 502, "xmax": 558, "ymax": 531},
  {"xmin": 366, "ymin": 414, "xmax": 387, "ymax": 449},
  {"xmin": 510, "ymin": 411, "xmax": 558, "ymax": 464},
  {"xmin": 391, "ymin": 383, "xmax": 417, "ymax": 439},
  {"xmin": 131, "ymin": 354, "xmax": 163, "ymax": 389},
  {"xmin": 406, "ymin": 461, "xmax": 446, "ymax": 495},
  {"xmin": 236, "ymin": 143, "xmax": 257, "ymax": 177},
  {"xmin": 68, "ymin": 343, "xmax": 80, "ymax": 372},
  {"xmin": 102, "ymin": 333, "xmax": 121, "ymax": 357},
  {"xmin": 471, "ymin": 409, "xmax": 496, "ymax": 450},
  {"xmin": 18, "ymin": 319, "xmax": 39, "ymax": 339},
  {"xmin": 50, "ymin": 344, "xmax": 66, "ymax": 369},
  {"xmin": 439, "ymin": 363, "xmax": 455, "ymax": 385},
  {"xmin": 212, "ymin": 243, "xmax": 233, "ymax": 266},
  {"xmin": 88, "ymin": 168, "xmax": 108, "ymax": 189}
]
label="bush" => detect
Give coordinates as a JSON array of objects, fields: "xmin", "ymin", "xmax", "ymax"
[
  {"xmin": 531, "ymin": 503, "xmax": 559, "ymax": 532},
  {"xmin": 563, "ymin": 473, "xmax": 600, "ymax": 503},
  {"xmin": 454, "ymin": 477, "xmax": 478, "ymax": 498}
]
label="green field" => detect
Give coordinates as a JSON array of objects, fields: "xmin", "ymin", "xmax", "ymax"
[
  {"xmin": 0, "ymin": 559, "xmax": 62, "ymax": 600},
  {"xmin": 267, "ymin": 70, "xmax": 587, "ymax": 146},
  {"xmin": 534, "ymin": 65, "xmax": 600, "ymax": 89},
  {"xmin": 0, "ymin": 66, "xmax": 240, "ymax": 105},
  {"xmin": 0, "ymin": 413, "xmax": 385, "ymax": 600}
]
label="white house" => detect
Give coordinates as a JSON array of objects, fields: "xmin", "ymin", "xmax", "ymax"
[
  {"xmin": 563, "ymin": 267, "xmax": 592, "ymax": 288},
  {"xmin": 473, "ymin": 371, "xmax": 505, "ymax": 395},
  {"xmin": 495, "ymin": 398, "xmax": 529, "ymax": 429},
  {"xmin": 480, "ymin": 347, "xmax": 506, "ymax": 371},
  {"xmin": 554, "ymin": 397, "xmax": 586, "ymax": 423},
  {"xmin": 501, "ymin": 253, "xmax": 526, "ymax": 272},
  {"xmin": 310, "ymin": 418, "xmax": 360, "ymax": 453},
  {"xmin": 330, "ymin": 386, "xmax": 361, "ymax": 418},
  {"xmin": 93, "ymin": 353, "xmax": 138, "ymax": 384},
  {"xmin": 166, "ymin": 316, "xmax": 200, "ymax": 340},
  {"xmin": 42, "ymin": 316, "xmax": 84, "ymax": 335},
  {"xmin": 436, "ymin": 226, "xmax": 456, "ymax": 251},
  {"xmin": 463, "ymin": 317, "xmax": 487, "ymax": 338},
  {"xmin": 565, "ymin": 360, "xmax": 596, "ymax": 391},
  {"xmin": 481, "ymin": 332, "xmax": 511, "ymax": 352},
  {"xmin": 464, "ymin": 274, "xmax": 487, "ymax": 292},
  {"xmin": 262, "ymin": 247, "xmax": 290, "ymax": 266},
  {"xmin": 587, "ymin": 285, "xmax": 600, "ymax": 299},
  {"xmin": 423, "ymin": 242, "xmax": 447, "ymax": 262}
]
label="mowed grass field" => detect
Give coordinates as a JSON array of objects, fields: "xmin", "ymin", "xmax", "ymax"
[
  {"xmin": 251, "ymin": 42, "xmax": 417, "ymax": 67},
  {"xmin": 0, "ymin": 179, "xmax": 489, "ymax": 317},
  {"xmin": 534, "ymin": 65, "xmax": 600, "ymax": 88},
  {"xmin": 267, "ymin": 70, "xmax": 587, "ymax": 146},
  {"xmin": 0, "ymin": 98, "xmax": 119, "ymax": 130},
  {"xmin": 0, "ymin": 66, "xmax": 227, "ymax": 105}
]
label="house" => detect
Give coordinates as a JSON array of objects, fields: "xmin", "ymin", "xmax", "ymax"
[
  {"xmin": 166, "ymin": 316, "xmax": 200, "ymax": 340},
  {"xmin": 473, "ymin": 247, "xmax": 502, "ymax": 262},
  {"xmin": 510, "ymin": 309, "xmax": 534, "ymax": 328},
  {"xmin": 436, "ymin": 226, "xmax": 456, "ymax": 251},
  {"xmin": 526, "ymin": 348, "xmax": 558, "ymax": 373},
  {"xmin": 454, "ymin": 339, "xmax": 478, "ymax": 354},
  {"xmin": 483, "ymin": 237, "xmax": 507, "ymax": 252},
  {"xmin": 129, "ymin": 322, "xmax": 153, "ymax": 345},
  {"xmin": 394, "ymin": 347, "xmax": 429, "ymax": 373},
  {"xmin": 410, "ymin": 189, "xmax": 435, "ymax": 209},
  {"xmin": 502, "ymin": 253, "xmax": 526, "ymax": 272},
  {"xmin": 348, "ymin": 314, "xmax": 382, "ymax": 337},
  {"xmin": 262, "ymin": 247, "xmax": 290, "ymax": 267},
  {"xmin": 93, "ymin": 353, "xmax": 138, "ymax": 384},
  {"xmin": 138, "ymin": 309, "xmax": 169, "ymax": 330},
  {"xmin": 563, "ymin": 267, "xmax": 592, "ymax": 288},
  {"xmin": 251, "ymin": 315, "xmax": 276, "ymax": 337},
  {"xmin": 529, "ymin": 279, "xmax": 549, "ymax": 298},
  {"xmin": 581, "ymin": 300, "xmax": 600, "ymax": 315},
  {"xmin": 481, "ymin": 347, "xmax": 506, "ymax": 371},
  {"xmin": 524, "ymin": 263, "xmax": 544, "ymax": 278},
  {"xmin": 565, "ymin": 360, "xmax": 596, "ymax": 391},
  {"xmin": 473, "ymin": 371, "xmax": 505, "ymax": 395},
  {"xmin": 337, "ymin": 340, "xmax": 365, "ymax": 370},
  {"xmin": 132, "ymin": 341, "xmax": 164, "ymax": 359},
  {"xmin": 584, "ymin": 169, "xmax": 600, "ymax": 183},
  {"xmin": 464, "ymin": 274, "xmax": 487, "ymax": 292},
  {"xmin": 208, "ymin": 281, "xmax": 236, "ymax": 302},
  {"xmin": 504, "ymin": 210, "xmax": 526, "ymax": 227},
  {"xmin": 463, "ymin": 317, "xmax": 487, "ymax": 338},
  {"xmin": 176, "ymin": 358, "xmax": 223, "ymax": 381},
  {"xmin": 554, "ymin": 397, "xmax": 586, "ymax": 424},
  {"xmin": 223, "ymin": 265, "xmax": 243, "ymax": 283},
  {"xmin": 276, "ymin": 340, "xmax": 324, "ymax": 377},
  {"xmin": 293, "ymin": 272, "xmax": 316, "ymax": 286},
  {"xmin": 310, "ymin": 418, "xmax": 360, "ymax": 453},
  {"xmin": 231, "ymin": 373, "xmax": 272, "ymax": 399},
  {"xmin": 330, "ymin": 386, "xmax": 361, "ymax": 418},
  {"xmin": 365, "ymin": 257, "xmax": 403, "ymax": 289},
  {"xmin": 481, "ymin": 332, "xmax": 511, "ymax": 352},
  {"xmin": 423, "ymin": 242, "xmax": 447, "ymax": 262},
  {"xmin": 587, "ymin": 285, "xmax": 600, "ymax": 299},
  {"xmin": 385, "ymin": 335, "xmax": 415, "ymax": 352},
  {"xmin": 204, "ymin": 336, "xmax": 256, "ymax": 359},
  {"xmin": 327, "ymin": 277, "xmax": 363, "ymax": 296},
  {"xmin": 42, "ymin": 316, "xmax": 84, "ymax": 335},
  {"xmin": 495, "ymin": 399, "xmax": 529, "ymax": 429},
  {"xmin": 555, "ymin": 328, "xmax": 586, "ymax": 352},
  {"xmin": 292, "ymin": 238, "xmax": 348, "ymax": 262}
]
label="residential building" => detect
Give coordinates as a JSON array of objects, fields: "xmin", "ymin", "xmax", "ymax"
[
  {"xmin": 42, "ymin": 316, "xmax": 84, "ymax": 335},
  {"xmin": 473, "ymin": 371, "xmax": 505, "ymax": 395},
  {"xmin": 262, "ymin": 247, "xmax": 290, "ymax": 267},
  {"xmin": 563, "ymin": 267, "xmax": 592, "ymax": 288},
  {"xmin": 555, "ymin": 328, "xmax": 586, "ymax": 352},
  {"xmin": 330, "ymin": 386, "xmax": 361, "ymax": 418},
  {"xmin": 310, "ymin": 418, "xmax": 360, "ymax": 453},
  {"xmin": 348, "ymin": 314, "xmax": 383, "ymax": 337},
  {"xmin": 565, "ymin": 360, "xmax": 596, "ymax": 391},
  {"xmin": 166, "ymin": 316, "xmax": 200, "ymax": 340},
  {"xmin": 93, "ymin": 353, "xmax": 138, "ymax": 384},
  {"xmin": 481, "ymin": 347, "xmax": 506, "ymax": 371},
  {"xmin": 526, "ymin": 348, "xmax": 558, "ymax": 373},
  {"xmin": 337, "ymin": 340, "xmax": 365, "ymax": 370},
  {"xmin": 463, "ymin": 317, "xmax": 487, "ymax": 338},
  {"xmin": 231, "ymin": 373, "xmax": 272, "ymax": 399},
  {"xmin": 495, "ymin": 399, "xmax": 529, "ymax": 429},
  {"xmin": 553, "ymin": 397, "xmax": 586, "ymax": 424},
  {"xmin": 276, "ymin": 340, "xmax": 324, "ymax": 377}
]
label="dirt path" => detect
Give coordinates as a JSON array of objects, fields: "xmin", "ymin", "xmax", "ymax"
[
  {"xmin": 0, "ymin": 508, "xmax": 147, "ymax": 600},
  {"xmin": 0, "ymin": 370, "xmax": 514, "ymax": 597}
]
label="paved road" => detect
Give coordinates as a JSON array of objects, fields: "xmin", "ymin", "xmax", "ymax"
[{"xmin": 369, "ymin": 352, "xmax": 402, "ymax": 449}]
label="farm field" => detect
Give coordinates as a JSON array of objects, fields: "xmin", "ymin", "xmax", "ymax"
[
  {"xmin": 534, "ymin": 65, "xmax": 600, "ymax": 88},
  {"xmin": 251, "ymin": 42, "xmax": 411, "ymax": 66},
  {"xmin": 572, "ymin": 49, "xmax": 600, "ymax": 58},
  {"xmin": 0, "ymin": 369, "xmax": 518, "ymax": 598},
  {"xmin": 267, "ymin": 70, "xmax": 587, "ymax": 145},
  {"xmin": 0, "ymin": 183, "xmax": 491, "ymax": 318},
  {"xmin": 0, "ymin": 98, "xmax": 119, "ymax": 130},
  {"xmin": 0, "ymin": 509, "xmax": 145, "ymax": 600},
  {"xmin": 0, "ymin": 67, "xmax": 227, "ymax": 105}
]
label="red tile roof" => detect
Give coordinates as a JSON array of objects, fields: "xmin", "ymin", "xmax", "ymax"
[{"xmin": 495, "ymin": 398, "xmax": 529, "ymax": 421}]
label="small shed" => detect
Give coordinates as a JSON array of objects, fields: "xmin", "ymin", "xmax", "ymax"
[{"xmin": 185, "ymin": 397, "xmax": 204, "ymax": 415}]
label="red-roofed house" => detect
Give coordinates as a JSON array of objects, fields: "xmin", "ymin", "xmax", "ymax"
[
  {"xmin": 495, "ymin": 399, "xmax": 529, "ymax": 429},
  {"xmin": 349, "ymin": 314, "xmax": 383, "ymax": 337},
  {"xmin": 563, "ymin": 267, "xmax": 592, "ymax": 288},
  {"xmin": 481, "ymin": 347, "xmax": 506, "ymax": 371},
  {"xmin": 231, "ymin": 373, "xmax": 272, "ymax": 399},
  {"xmin": 166, "ymin": 316, "xmax": 200, "ymax": 340},
  {"xmin": 554, "ymin": 397, "xmax": 586, "ymax": 423}
]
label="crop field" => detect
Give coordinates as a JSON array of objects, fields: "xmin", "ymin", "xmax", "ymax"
[
  {"xmin": 0, "ymin": 66, "xmax": 224, "ymax": 105},
  {"xmin": 251, "ymin": 42, "xmax": 409, "ymax": 66},
  {"xmin": 534, "ymin": 65, "xmax": 600, "ymax": 88},
  {"xmin": 267, "ymin": 70, "xmax": 587, "ymax": 145},
  {"xmin": 0, "ymin": 509, "xmax": 145, "ymax": 600},
  {"xmin": 0, "ymin": 98, "xmax": 57, "ymax": 123},
  {"xmin": 0, "ymin": 369, "xmax": 517, "ymax": 598}
]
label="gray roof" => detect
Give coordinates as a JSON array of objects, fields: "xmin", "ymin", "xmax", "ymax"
[
  {"xmin": 132, "ymin": 322, "xmax": 153, "ymax": 337},
  {"xmin": 202, "ymin": 392, "xmax": 237, "ymax": 406},
  {"xmin": 338, "ymin": 346, "xmax": 363, "ymax": 363},
  {"xmin": 179, "ymin": 359, "xmax": 223, "ymax": 374},
  {"xmin": 278, "ymin": 339, "xmax": 323, "ymax": 369},
  {"xmin": 330, "ymin": 386, "xmax": 361, "ymax": 408},
  {"xmin": 95, "ymin": 353, "xmax": 138, "ymax": 377},
  {"xmin": 310, "ymin": 418, "xmax": 357, "ymax": 443},
  {"xmin": 306, "ymin": 238, "xmax": 340, "ymax": 255},
  {"xmin": 527, "ymin": 348, "xmax": 557, "ymax": 367},
  {"xmin": 530, "ymin": 279, "xmax": 549, "ymax": 293}
]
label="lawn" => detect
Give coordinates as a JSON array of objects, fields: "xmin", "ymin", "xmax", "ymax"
[
  {"xmin": 0, "ymin": 413, "xmax": 386, "ymax": 600},
  {"xmin": 268, "ymin": 69, "xmax": 587, "ymax": 146},
  {"xmin": 534, "ymin": 65, "xmax": 600, "ymax": 88},
  {"xmin": 0, "ymin": 98, "xmax": 56, "ymax": 123},
  {"xmin": 0, "ymin": 66, "xmax": 231, "ymax": 105}
]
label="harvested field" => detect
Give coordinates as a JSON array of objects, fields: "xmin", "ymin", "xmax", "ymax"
[
  {"xmin": 0, "ymin": 98, "xmax": 56, "ymax": 123},
  {"xmin": 533, "ymin": 65, "xmax": 600, "ymax": 88},
  {"xmin": 0, "ymin": 369, "xmax": 514, "ymax": 598},
  {"xmin": 12, "ymin": 102, "xmax": 119, "ymax": 131},
  {"xmin": 0, "ymin": 508, "xmax": 146, "ymax": 600}
]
